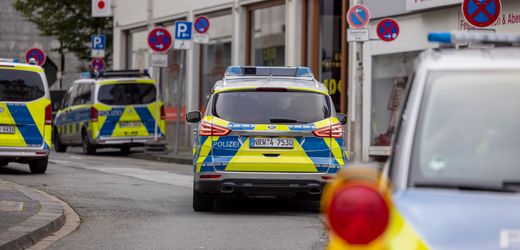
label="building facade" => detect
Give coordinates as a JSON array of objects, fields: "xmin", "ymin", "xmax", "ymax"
[{"xmin": 111, "ymin": 0, "xmax": 349, "ymax": 149}]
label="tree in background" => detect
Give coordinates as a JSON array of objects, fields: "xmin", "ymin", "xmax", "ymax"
[{"xmin": 12, "ymin": 0, "xmax": 112, "ymax": 68}]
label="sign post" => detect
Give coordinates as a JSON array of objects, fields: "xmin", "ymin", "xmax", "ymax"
[
  {"xmin": 193, "ymin": 16, "xmax": 210, "ymax": 44},
  {"xmin": 92, "ymin": 0, "xmax": 112, "ymax": 17},
  {"xmin": 147, "ymin": 27, "xmax": 173, "ymax": 142},
  {"xmin": 25, "ymin": 48, "xmax": 46, "ymax": 66},
  {"xmin": 346, "ymin": 5, "xmax": 370, "ymax": 42},
  {"xmin": 376, "ymin": 18, "xmax": 400, "ymax": 42},
  {"xmin": 462, "ymin": 0, "xmax": 501, "ymax": 28},
  {"xmin": 91, "ymin": 34, "xmax": 106, "ymax": 58}
]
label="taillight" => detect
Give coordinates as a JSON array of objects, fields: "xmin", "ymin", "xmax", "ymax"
[
  {"xmin": 327, "ymin": 184, "xmax": 389, "ymax": 245},
  {"xmin": 160, "ymin": 105, "xmax": 165, "ymax": 120},
  {"xmin": 90, "ymin": 107, "xmax": 98, "ymax": 122},
  {"xmin": 45, "ymin": 105, "xmax": 52, "ymax": 125},
  {"xmin": 198, "ymin": 122, "xmax": 231, "ymax": 136},
  {"xmin": 313, "ymin": 123, "xmax": 343, "ymax": 138}
]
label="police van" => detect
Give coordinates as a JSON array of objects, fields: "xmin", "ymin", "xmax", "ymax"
[
  {"xmin": 54, "ymin": 70, "xmax": 165, "ymax": 154},
  {"xmin": 0, "ymin": 59, "xmax": 52, "ymax": 174},
  {"xmin": 186, "ymin": 66, "xmax": 348, "ymax": 211}
]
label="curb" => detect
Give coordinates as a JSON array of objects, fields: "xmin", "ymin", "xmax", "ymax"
[
  {"xmin": 0, "ymin": 182, "xmax": 66, "ymax": 250},
  {"xmin": 128, "ymin": 153, "xmax": 193, "ymax": 165}
]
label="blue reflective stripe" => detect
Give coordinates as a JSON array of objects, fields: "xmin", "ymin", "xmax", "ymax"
[
  {"xmin": 297, "ymin": 137, "xmax": 331, "ymax": 172},
  {"xmin": 98, "ymin": 108, "xmax": 124, "ymax": 137},
  {"xmin": 6, "ymin": 104, "xmax": 43, "ymax": 146},
  {"xmin": 134, "ymin": 107, "xmax": 160, "ymax": 135}
]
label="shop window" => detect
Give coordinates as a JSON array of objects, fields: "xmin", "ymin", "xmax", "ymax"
[
  {"xmin": 199, "ymin": 10, "xmax": 233, "ymax": 109},
  {"xmin": 248, "ymin": 2, "xmax": 286, "ymax": 66}
]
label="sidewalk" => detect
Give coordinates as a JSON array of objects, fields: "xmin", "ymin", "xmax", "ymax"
[
  {"xmin": 0, "ymin": 180, "xmax": 65, "ymax": 250},
  {"xmin": 129, "ymin": 147, "xmax": 193, "ymax": 165}
]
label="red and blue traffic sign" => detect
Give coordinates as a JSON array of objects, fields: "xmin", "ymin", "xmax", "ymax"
[
  {"xmin": 347, "ymin": 5, "xmax": 370, "ymax": 29},
  {"xmin": 90, "ymin": 58, "xmax": 105, "ymax": 71},
  {"xmin": 377, "ymin": 19, "xmax": 400, "ymax": 42},
  {"xmin": 462, "ymin": 0, "xmax": 501, "ymax": 28},
  {"xmin": 25, "ymin": 48, "xmax": 46, "ymax": 66},
  {"xmin": 194, "ymin": 16, "xmax": 210, "ymax": 34},
  {"xmin": 148, "ymin": 27, "xmax": 172, "ymax": 53}
]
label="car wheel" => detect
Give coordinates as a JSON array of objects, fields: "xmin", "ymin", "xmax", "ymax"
[
  {"xmin": 0, "ymin": 160, "xmax": 8, "ymax": 167},
  {"xmin": 29, "ymin": 158, "xmax": 48, "ymax": 174},
  {"xmin": 54, "ymin": 130, "xmax": 67, "ymax": 153},
  {"xmin": 82, "ymin": 132, "xmax": 96, "ymax": 155},
  {"xmin": 193, "ymin": 190, "xmax": 214, "ymax": 212}
]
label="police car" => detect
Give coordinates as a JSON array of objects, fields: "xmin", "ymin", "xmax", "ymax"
[
  {"xmin": 54, "ymin": 70, "xmax": 165, "ymax": 155},
  {"xmin": 323, "ymin": 32, "xmax": 520, "ymax": 249},
  {"xmin": 0, "ymin": 59, "xmax": 52, "ymax": 174},
  {"xmin": 186, "ymin": 66, "xmax": 348, "ymax": 212}
]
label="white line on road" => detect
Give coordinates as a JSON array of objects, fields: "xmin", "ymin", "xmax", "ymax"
[{"xmin": 51, "ymin": 160, "xmax": 193, "ymax": 188}]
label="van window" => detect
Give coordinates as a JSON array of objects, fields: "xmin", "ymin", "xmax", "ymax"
[
  {"xmin": 0, "ymin": 69, "xmax": 45, "ymax": 102},
  {"xmin": 98, "ymin": 83, "xmax": 156, "ymax": 105},
  {"xmin": 72, "ymin": 84, "xmax": 92, "ymax": 105}
]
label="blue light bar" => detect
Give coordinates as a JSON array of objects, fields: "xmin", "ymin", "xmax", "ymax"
[
  {"xmin": 0, "ymin": 58, "xmax": 20, "ymax": 63},
  {"xmin": 428, "ymin": 31, "xmax": 520, "ymax": 44},
  {"xmin": 80, "ymin": 72, "xmax": 92, "ymax": 79},
  {"xmin": 225, "ymin": 66, "xmax": 314, "ymax": 78}
]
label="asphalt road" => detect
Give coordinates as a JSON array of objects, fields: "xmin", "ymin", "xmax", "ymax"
[{"xmin": 0, "ymin": 148, "xmax": 328, "ymax": 250}]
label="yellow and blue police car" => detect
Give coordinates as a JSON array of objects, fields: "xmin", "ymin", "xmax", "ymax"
[
  {"xmin": 186, "ymin": 66, "xmax": 348, "ymax": 212},
  {"xmin": 0, "ymin": 59, "xmax": 52, "ymax": 174},
  {"xmin": 54, "ymin": 70, "xmax": 165, "ymax": 155},
  {"xmin": 323, "ymin": 32, "xmax": 520, "ymax": 249}
]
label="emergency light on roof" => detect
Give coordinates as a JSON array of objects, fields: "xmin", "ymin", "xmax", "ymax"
[
  {"xmin": 79, "ymin": 69, "xmax": 150, "ymax": 79},
  {"xmin": 0, "ymin": 58, "xmax": 20, "ymax": 63},
  {"xmin": 428, "ymin": 32, "xmax": 520, "ymax": 45},
  {"xmin": 225, "ymin": 66, "xmax": 314, "ymax": 78}
]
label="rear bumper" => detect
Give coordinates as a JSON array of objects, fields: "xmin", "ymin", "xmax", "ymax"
[
  {"xmin": 94, "ymin": 136, "xmax": 166, "ymax": 146},
  {"xmin": 0, "ymin": 147, "xmax": 50, "ymax": 158},
  {"xmin": 194, "ymin": 172, "xmax": 333, "ymax": 198}
]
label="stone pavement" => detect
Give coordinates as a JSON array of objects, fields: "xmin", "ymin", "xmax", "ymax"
[{"xmin": 0, "ymin": 180, "xmax": 65, "ymax": 250}]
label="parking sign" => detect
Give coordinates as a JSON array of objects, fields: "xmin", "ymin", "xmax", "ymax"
[
  {"xmin": 91, "ymin": 34, "xmax": 106, "ymax": 50},
  {"xmin": 175, "ymin": 21, "xmax": 193, "ymax": 40}
]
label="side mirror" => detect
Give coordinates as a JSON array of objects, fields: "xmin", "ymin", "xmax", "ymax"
[
  {"xmin": 337, "ymin": 113, "xmax": 348, "ymax": 125},
  {"xmin": 186, "ymin": 111, "xmax": 202, "ymax": 123}
]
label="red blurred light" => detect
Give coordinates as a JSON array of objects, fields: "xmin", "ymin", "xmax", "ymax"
[
  {"xmin": 198, "ymin": 122, "xmax": 231, "ymax": 136},
  {"xmin": 160, "ymin": 105, "xmax": 165, "ymax": 120},
  {"xmin": 44, "ymin": 105, "xmax": 52, "ymax": 125},
  {"xmin": 90, "ymin": 107, "xmax": 98, "ymax": 122},
  {"xmin": 321, "ymin": 176, "xmax": 335, "ymax": 180},
  {"xmin": 328, "ymin": 184, "xmax": 389, "ymax": 245},
  {"xmin": 313, "ymin": 123, "xmax": 343, "ymax": 138},
  {"xmin": 200, "ymin": 174, "xmax": 221, "ymax": 179}
]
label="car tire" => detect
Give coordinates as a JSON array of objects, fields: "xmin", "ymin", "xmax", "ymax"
[
  {"xmin": 193, "ymin": 190, "xmax": 214, "ymax": 212},
  {"xmin": 0, "ymin": 160, "xmax": 8, "ymax": 167},
  {"xmin": 82, "ymin": 132, "xmax": 96, "ymax": 155},
  {"xmin": 54, "ymin": 130, "xmax": 67, "ymax": 153},
  {"xmin": 29, "ymin": 158, "xmax": 48, "ymax": 174}
]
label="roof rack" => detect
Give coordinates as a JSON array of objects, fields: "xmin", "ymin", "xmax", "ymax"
[
  {"xmin": 79, "ymin": 70, "xmax": 150, "ymax": 79},
  {"xmin": 225, "ymin": 66, "xmax": 314, "ymax": 79}
]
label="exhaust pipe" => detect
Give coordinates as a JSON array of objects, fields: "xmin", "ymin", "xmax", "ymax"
[
  {"xmin": 220, "ymin": 185, "xmax": 234, "ymax": 194},
  {"xmin": 308, "ymin": 186, "xmax": 322, "ymax": 195}
]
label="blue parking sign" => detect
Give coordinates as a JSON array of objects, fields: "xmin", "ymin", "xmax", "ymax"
[
  {"xmin": 175, "ymin": 21, "xmax": 193, "ymax": 40},
  {"xmin": 91, "ymin": 34, "xmax": 106, "ymax": 50}
]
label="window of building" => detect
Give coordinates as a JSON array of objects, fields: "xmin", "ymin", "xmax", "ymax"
[
  {"xmin": 247, "ymin": 1, "xmax": 286, "ymax": 66},
  {"xmin": 126, "ymin": 27, "xmax": 149, "ymax": 70},
  {"xmin": 198, "ymin": 9, "xmax": 233, "ymax": 109}
]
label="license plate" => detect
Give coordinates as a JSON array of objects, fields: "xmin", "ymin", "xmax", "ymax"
[
  {"xmin": 119, "ymin": 122, "xmax": 141, "ymax": 128},
  {"xmin": 0, "ymin": 125, "xmax": 15, "ymax": 134},
  {"xmin": 250, "ymin": 137, "xmax": 294, "ymax": 149}
]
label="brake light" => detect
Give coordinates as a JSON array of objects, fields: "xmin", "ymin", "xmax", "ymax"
[
  {"xmin": 327, "ymin": 184, "xmax": 389, "ymax": 245},
  {"xmin": 45, "ymin": 105, "xmax": 52, "ymax": 125},
  {"xmin": 160, "ymin": 105, "xmax": 165, "ymax": 120},
  {"xmin": 313, "ymin": 123, "xmax": 343, "ymax": 138},
  {"xmin": 90, "ymin": 107, "xmax": 98, "ymax": 122},
  {"xmin": 198, "ymin": 122, "xmax": 231, "ymax": 136}
]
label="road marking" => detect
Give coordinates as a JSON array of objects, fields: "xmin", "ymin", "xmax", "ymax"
[{"xmin": 50, "ymin": 160, "xmax": 193, "ymax": 188}]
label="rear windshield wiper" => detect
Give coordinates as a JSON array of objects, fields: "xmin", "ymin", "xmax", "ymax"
[
  {"xmin": 414, "ymin": 182, "xmax": 517, "ymax": 193},
  {"xmin": 269, "ymin": 118, "xmax": 307, "ymax": 124}
]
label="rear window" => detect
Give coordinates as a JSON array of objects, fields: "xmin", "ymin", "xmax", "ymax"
[
  {"xmin": 0, "ymin": 68, "xmax": 45, "ymax": 102},
  {"xmin": 213, "ymin": 91, "xmax": 331, "ymax": 124},
  {"xmin": 98, "ymin": 83, "xmax": 156, "ymax": 105}
]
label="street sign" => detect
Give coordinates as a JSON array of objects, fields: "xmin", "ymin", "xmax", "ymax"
[
  {"xmin": 347, "ymin": 5, "xmax": 370, "ymax": 29},
  {"xmin": 462, "ymin": 0, "xmax": 501, "ymax": 27},
  {"xmin": 347, "ymin": 29, "xmax": 370, "ymax": 42},
  {"xmin": 193, "ymin": 33, "xmax": 210, "ymax": 44},
  {"xmin": 91, "ymin": 34, "xmax": 106, "ymax": 58},
  {"xmin": 194, "ymin": 16, "xmax": 210, "ymax": 34},
  {"xmin": 150, "ymin": 53, "xmax": 168, "ymax": 68},
  {"xmin": 92, "ymin": 0, "xmax": 112, "ymax": 17},
  {"xmin": 90, "ymin": 58, "xmax": 105, "ymax": 71},
  {"xmin": 148, "ymin": 27, "xmax": 173, "ymax": 53},
  {"xmin": 25, "ymin": 48, "xmax": 46, "ymax": 66},
  {"xmin": 377, "ymin": 18, "xmax": 400, "ymax": 42},
  {"xmin": 175, "ymin": 21, "xmax": 193, "ymax": 40},
  {"xmin": 174, "ymin": 40, "xmax": 192, "ymax": 50}
]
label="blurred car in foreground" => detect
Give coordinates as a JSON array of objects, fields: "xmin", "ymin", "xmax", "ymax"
[{"xmin": 322, "ymin": 32, "xmax": 520, "ymax": 249}]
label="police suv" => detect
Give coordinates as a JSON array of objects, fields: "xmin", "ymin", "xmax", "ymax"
[
  {"xmin": 187, "ymin": 66, "xmax": 348, "ymax": 212},
  {"xmin": 323, "ymin": 32, "xmax": 520, "ymax": 249},
  {"xmin": 0, "ymin": 59, "xmax": 52, "ymax": 174},
  {"xmin": 54, "ymin": 70, "xmax": 165, "ymax": 154}
]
